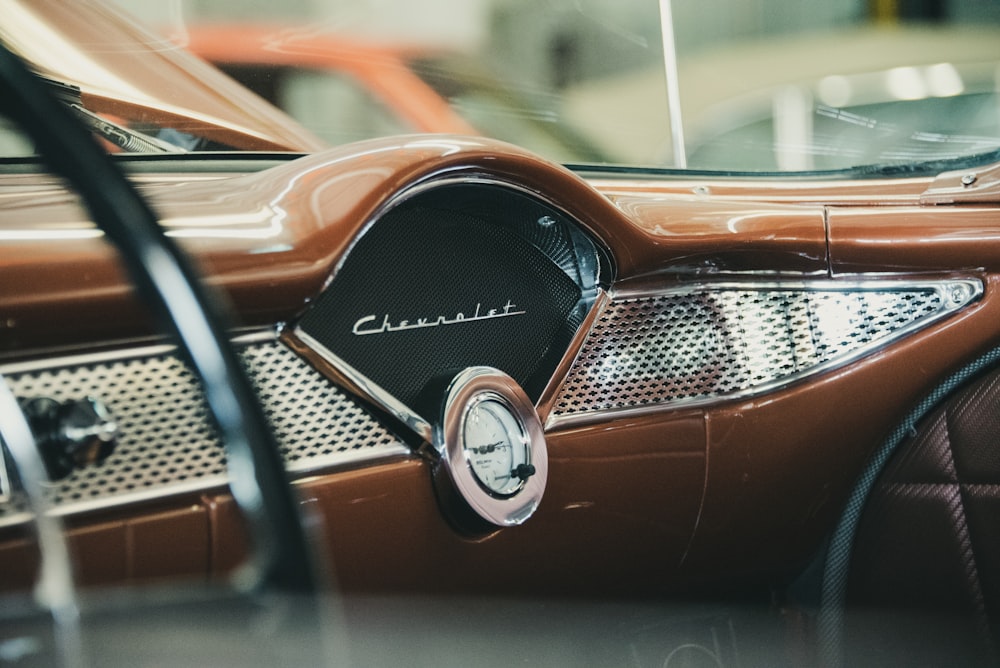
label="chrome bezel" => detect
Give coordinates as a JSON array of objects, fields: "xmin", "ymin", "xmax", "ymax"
[{"xmin": 434, "ymin": 367, "xmax": 547, "ymax": 528}]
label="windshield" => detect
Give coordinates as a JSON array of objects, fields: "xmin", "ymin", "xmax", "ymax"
[{"xmin": 6, "ymin": 0, "xmax": 1000, "ymax": 175}]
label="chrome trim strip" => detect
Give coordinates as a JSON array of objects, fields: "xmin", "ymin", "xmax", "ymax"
[
  {"xmin": 547, "ymin": 277, "xmax": 984, "ymax": 429},
  {"xmin": 0, "ymin": 329, "xmax": 279, "ymax": 376},
  {"xmin": 535, "ymin": 288, "xmax": 612, "ymax": 425},
  {"xmin": 0, "ymin": 328, "xmax": 277, "ymax": 377},
  {"xmin": 0, "ymin": 476, "xmax": 231, "ymax": 529},
  {"xmin": 0, "ymin": 448, "xmax": 411, "ymax": 530},
  {"xmin": 0, "ymin": 374, "xmax": 82, "ymax": 663},
  {"xmin": 0, "ymin": 342, "xmax": 181, "ymax": 376},
  {"xmin": 608, "ymin": 277, "xmax": 983, "ymax": 301},
  {"xmin": 293, "ymin": 327, "xmax": 435, "ymax": 445}
]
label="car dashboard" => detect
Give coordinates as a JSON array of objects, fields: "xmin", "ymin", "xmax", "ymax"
[{"xmin": 2, "ymin": 136, "xmax": 1000, "ymax": 665}]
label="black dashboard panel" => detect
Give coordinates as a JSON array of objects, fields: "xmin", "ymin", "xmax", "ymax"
[{"xmin": 296, "ymin": 183, "xmax": 604, "ymax": 418}]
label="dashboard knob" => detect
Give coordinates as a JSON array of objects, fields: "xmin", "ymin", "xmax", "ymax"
[
  {"xmin": 513, "ymin": 463, "xmax": 536, "ymax": 481},
  {"xmin": 19, "ymin": 397, "xmax": 118, "ymax": 480}
]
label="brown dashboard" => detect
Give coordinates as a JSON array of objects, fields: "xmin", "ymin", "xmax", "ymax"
[{"xmin": 2, "ymin": 136, "xmax": 1000, "ymax": 602}]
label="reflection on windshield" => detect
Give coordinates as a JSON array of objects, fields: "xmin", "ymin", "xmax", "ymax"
[
  {"xmin": 689, "ymin": 91, "xmax": 1000, "ymax": 172},
  {"xmin": 9, "ymin": 0, "xmax": 1000, "ymax": 174}
]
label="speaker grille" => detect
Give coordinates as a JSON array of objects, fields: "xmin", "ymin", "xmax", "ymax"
[
  {"xmin": 551, "ymin": 281, "xmax": 980, "ymax": 420},
  {"xmin": 0, "ymin": 338, "xmax": 406, "ymax": 523},
  {"xmin": 297, "ymin": 183, "xmax": 601, "ymax": 418}
]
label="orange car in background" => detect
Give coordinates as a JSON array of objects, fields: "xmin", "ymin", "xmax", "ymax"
[{"xmin": 180, "ymin": 24, "xmax": 608, "ymax": 162}]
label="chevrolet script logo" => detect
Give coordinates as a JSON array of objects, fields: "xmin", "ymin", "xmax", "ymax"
[{"xmin": 352, "ymin": 300, "xmax": 525, "ymax": 336}]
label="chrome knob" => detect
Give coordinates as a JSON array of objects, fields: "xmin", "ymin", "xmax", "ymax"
[{"xmin": 19, "ymin": 397, "xmax": 118, "ymax": 480}]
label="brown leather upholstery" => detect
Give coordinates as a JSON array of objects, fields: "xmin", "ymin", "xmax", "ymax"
[{"xmin": 845, "ymin": 367, "xmax": 1000, "ymax": 665}]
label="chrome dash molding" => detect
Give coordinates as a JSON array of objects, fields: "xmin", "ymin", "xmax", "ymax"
[
  {"xmin": 292, "ymin": 327, "xmax": 435, "ymax": 446},
  {"xmin": 548, "ymin": 278, "xmax": 984, "ymax": 428},
  {"xmin": 0, "ymin": 332, "xmax": 409, "ymax": 528}
]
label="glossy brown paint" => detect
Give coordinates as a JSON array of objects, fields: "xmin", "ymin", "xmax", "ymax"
[
  {"xmin": 2, "ymin": 137, "xmax": 832, "ymax": 354},
  {"xmin": 4, "ymin": 138, "xmax": 1000, "ymax": 597},
  {"xmin": 6, "ymin": 272, "xmax": 997, "ymax": 594},
  {"xmin": 210, "ymin": 410, "xmax": 706, "ymax": 597},
  {"xmin": 829, "ymin": 206, "xmax": 1000, "ymax": 272},
  {"xmin": 2, "ymin": 0, "xmax": 326, "ymax": 153},
  {"xmin": 590, "ymin": 175, "xmax": 931, "ymax": 206},
  {"xmin": 2, "ymin": 405, "xmax": 705, "ymax": 596},
  {"xmin": 0, "ymin": 500, "xmax": 209, "ymax": 591},
  {"xmin": 610, "ymin": 194, "xmax": 828, "ymax": 275}
]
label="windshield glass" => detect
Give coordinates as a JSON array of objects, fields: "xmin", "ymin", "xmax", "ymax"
[{"xmin": 6, "ymin": 0, "xmax": 1000, "ymax": 175}]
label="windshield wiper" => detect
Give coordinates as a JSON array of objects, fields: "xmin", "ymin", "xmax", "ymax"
[{"xmin": 39, "ymin": 75, "xmax": 186, "ymax": 154}]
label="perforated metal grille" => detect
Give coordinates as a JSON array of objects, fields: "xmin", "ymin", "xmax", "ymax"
[
  {"xmin": 1, "ymin": 339, "xmax": 406, "ymax": 521},
  {"xmin": 552, "ymin": 282, "xmax": 980, "ymax": 420}
]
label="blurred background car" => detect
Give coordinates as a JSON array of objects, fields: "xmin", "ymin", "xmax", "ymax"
[
  {"xmin": 179, "ymin": 24, "xmax": 609, "ymax": 163},
  {"xmin": 561, "ymin": 25, "xmax": 1000, "ymax": 170}
]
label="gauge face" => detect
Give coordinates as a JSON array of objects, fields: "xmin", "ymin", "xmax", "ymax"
[
  {"xmin": 463, "ymin": 397, "xmax": 528, "ymax": 496},
  {"xmin": 434, "ymin": 367, "xmax": 548, "ymax": 531}
]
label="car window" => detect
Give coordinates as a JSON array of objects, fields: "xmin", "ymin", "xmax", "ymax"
[
  {"xmin": 220, "ymin": 64, "xmax": 414, "ymax": 146},
  {"xmin": 688, "ymin": 91, "xmax": 1000, "ymax": 172},
  {"xmin": 12, "ymin": 0, "xmax": 1000, "ymax": 175}
]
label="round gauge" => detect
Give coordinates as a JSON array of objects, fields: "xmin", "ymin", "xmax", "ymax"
[
  {"xmin": 433, "ymin": 367, "xmax": 547, "ymax": 531},
  {"xmin": 463, "ymin": 396, "xmax": 531, "ymax": 497}
]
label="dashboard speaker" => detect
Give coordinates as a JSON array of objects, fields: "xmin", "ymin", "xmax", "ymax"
[{"xmin": 296, "ymin": 184, "xmax": 600, "ymax": 419}]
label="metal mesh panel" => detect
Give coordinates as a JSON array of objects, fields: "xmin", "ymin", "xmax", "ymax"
[
  {"xmin": 241, "ymin": 343, "xmax": 405, "ymax": 469},
  {"xmin": 552, "ymin": 283, "xmax": 978, "ymax": 419},
  {"xmin": 1, "ymin": 339, "xmax": 406, "ymax": 520}
]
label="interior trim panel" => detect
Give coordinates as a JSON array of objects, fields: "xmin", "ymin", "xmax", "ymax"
[
  {"xmin": 0, "ymin": 332, "xmax": 408, "ymax": 527},
  {"xmin": 4, "ymin": 137, "xmax": 1000, "ymax": 610},
  {"xmin": 550, "ymin": 278, "xmax": 983, "ymax": 426}
]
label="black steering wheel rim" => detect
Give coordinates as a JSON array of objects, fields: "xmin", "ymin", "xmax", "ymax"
[{"xmin": 0, "ymin": 45, "xmax": 316, "ymax": 594}]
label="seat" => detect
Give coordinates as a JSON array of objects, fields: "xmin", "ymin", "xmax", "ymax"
[{"xmin": 843, "ymin": 364, "xmax": 1000, "ymax": 666}]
